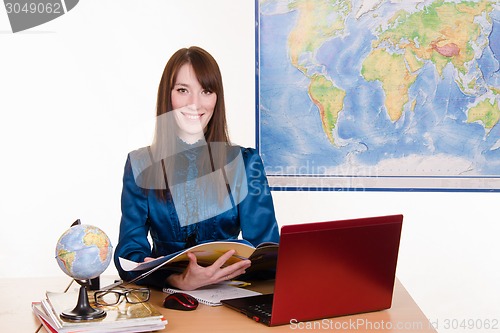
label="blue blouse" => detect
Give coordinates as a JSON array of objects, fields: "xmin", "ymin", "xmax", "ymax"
[{"xmin": 113, "ymin": 145, "xmax": 280, "ymax": 288}]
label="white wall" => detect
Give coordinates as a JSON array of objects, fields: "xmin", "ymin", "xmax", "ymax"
[{"xmin": 1, "ymin": 1, "xmax": 499, "ymax": 332}]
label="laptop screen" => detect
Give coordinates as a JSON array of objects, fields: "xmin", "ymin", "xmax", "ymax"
[{"xmin": 269, "ymin": 214, "xmax": 403, "ymax": 326}]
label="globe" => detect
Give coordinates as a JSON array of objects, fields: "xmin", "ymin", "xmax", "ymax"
[{"xmin": 55, "ymin": 224, "xmax": 113, "ymax": 281}]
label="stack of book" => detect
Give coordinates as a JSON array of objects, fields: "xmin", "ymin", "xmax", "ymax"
[{"xmin": 32, "ymin": 288, "xmax": 167, "ymax": 333}]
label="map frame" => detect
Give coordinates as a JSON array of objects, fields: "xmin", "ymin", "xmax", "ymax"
[{"xmin": 255, "ymin": 0, "xmax": 500, "ymax": 192}]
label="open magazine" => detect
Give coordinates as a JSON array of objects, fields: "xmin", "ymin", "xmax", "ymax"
[{"xmin": 119, "ymin": 240, "xmax": 278, "ymax": 280}]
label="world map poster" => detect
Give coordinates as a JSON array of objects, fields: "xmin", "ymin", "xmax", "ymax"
[{"xmin": 257, "ymin": 0, "xmax": 500, "ymax": 191}]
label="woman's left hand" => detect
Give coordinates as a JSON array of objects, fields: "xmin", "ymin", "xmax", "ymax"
[{"xmin": 166, "ymin": 250, "xmax": 251, "ymax": 290}]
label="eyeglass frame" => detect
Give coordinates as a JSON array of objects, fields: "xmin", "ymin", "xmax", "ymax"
[{"xmin": 94, "ymin": 287, "xmax": 151, "ymax": 306}]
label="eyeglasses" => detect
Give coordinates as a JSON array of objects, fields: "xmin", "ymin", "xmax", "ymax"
[{"xmin": 94, "ymin": 287, "xmax": 150, "ymax": 306}]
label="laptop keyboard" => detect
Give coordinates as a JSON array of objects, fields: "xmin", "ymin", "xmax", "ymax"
[{"xmin": 248, "ymin": 303, "xmax": 273, "ymax": 318}]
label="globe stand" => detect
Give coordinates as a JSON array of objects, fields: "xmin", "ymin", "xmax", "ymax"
[{"xmin": 60, "ymin": 279, "xmax": 106, "ymax": 321}]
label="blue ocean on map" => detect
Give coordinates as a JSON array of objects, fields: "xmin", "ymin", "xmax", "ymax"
[{"xmin": 258, "ymin": 2, "xmax": 500, "ymax": 183}]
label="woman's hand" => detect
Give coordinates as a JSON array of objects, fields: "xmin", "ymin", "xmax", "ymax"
[{"xmin": 166, "ymin": 250, "xmax": 251, "ymax": 290}]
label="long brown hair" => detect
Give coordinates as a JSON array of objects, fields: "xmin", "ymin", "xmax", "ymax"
[
  {"xmin": 157, "ymin": 46, "xmax": 230, "ymax": 144},
  {"xmin": 149, "ymin": 47, "xmax": 232, "ymax": 203}
]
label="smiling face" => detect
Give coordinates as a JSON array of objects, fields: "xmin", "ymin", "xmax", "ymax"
[{"xmin": 171, "ymin": 63, "xmax": 217, "ymax": 144}]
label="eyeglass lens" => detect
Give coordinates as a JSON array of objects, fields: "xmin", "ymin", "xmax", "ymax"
[{"xmin": 95, "ymin": 288, "xmax": 150, "ymax": 306}]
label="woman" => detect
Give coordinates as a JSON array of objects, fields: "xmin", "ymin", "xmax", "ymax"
[{"xmin": 114, "ymin": 46, "xmax": 279, "ymax": 290}]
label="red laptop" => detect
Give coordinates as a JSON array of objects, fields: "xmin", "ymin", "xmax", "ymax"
[{"xmin": 221, "ymin": 214, "xmax": 403, "ymax": 326}]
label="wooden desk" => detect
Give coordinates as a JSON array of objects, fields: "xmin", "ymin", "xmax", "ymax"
[
  {"xmin": 0, "ymin": 276, "xmax": 74, "ymax": 333},
  {"xmin": 0, "ymin": 277, "xmax": 436, "ymax": 332}
]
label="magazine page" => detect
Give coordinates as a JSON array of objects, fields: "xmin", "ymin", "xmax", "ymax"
[{"xmin": 119, "ymin": 240, "xmax": 259, "ymax": 272}]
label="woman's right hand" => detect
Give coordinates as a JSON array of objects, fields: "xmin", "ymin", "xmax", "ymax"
[{"xmin": 166, "ymin": 250, "xmax": 251, "ymax": 291}]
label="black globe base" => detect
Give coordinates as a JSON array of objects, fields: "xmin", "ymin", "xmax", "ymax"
[{"xmin": 60, "ymin": 281, "xmax": 106, "ymax": 321}]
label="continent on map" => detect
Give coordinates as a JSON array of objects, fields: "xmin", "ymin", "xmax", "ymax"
[
  {"xmin": 467, "ymin": 98, "xmax": 500, "ymax": 131},
  {"xmin": 362, "ymin": 49, "xmax": 418, "ymax": 121},
  {"xmin": 309, "ymin": 74, "xmax": 346, "ymax": 144},
  {"xmin": 286, "ymin": 0, "xmax": 351, "ymax": 143},
  {"xmin": 363, "ymin": 0, "xmax": 496, "ymax": 126},
  {"xmin": 57, "ymin": 249, "xmax": 76, "ymax": 273},
  {"xmin": 288, "ymin": 0, "xmax": 351, "ymax": 74},
  {"xmin": 83, "ymin": 228, "xmax": 111, "ymax": 262}
]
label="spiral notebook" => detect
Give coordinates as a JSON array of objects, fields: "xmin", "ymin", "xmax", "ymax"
[{"xmin": 163, "ymin": 282, "xmax": 262, "ymax": 306}]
